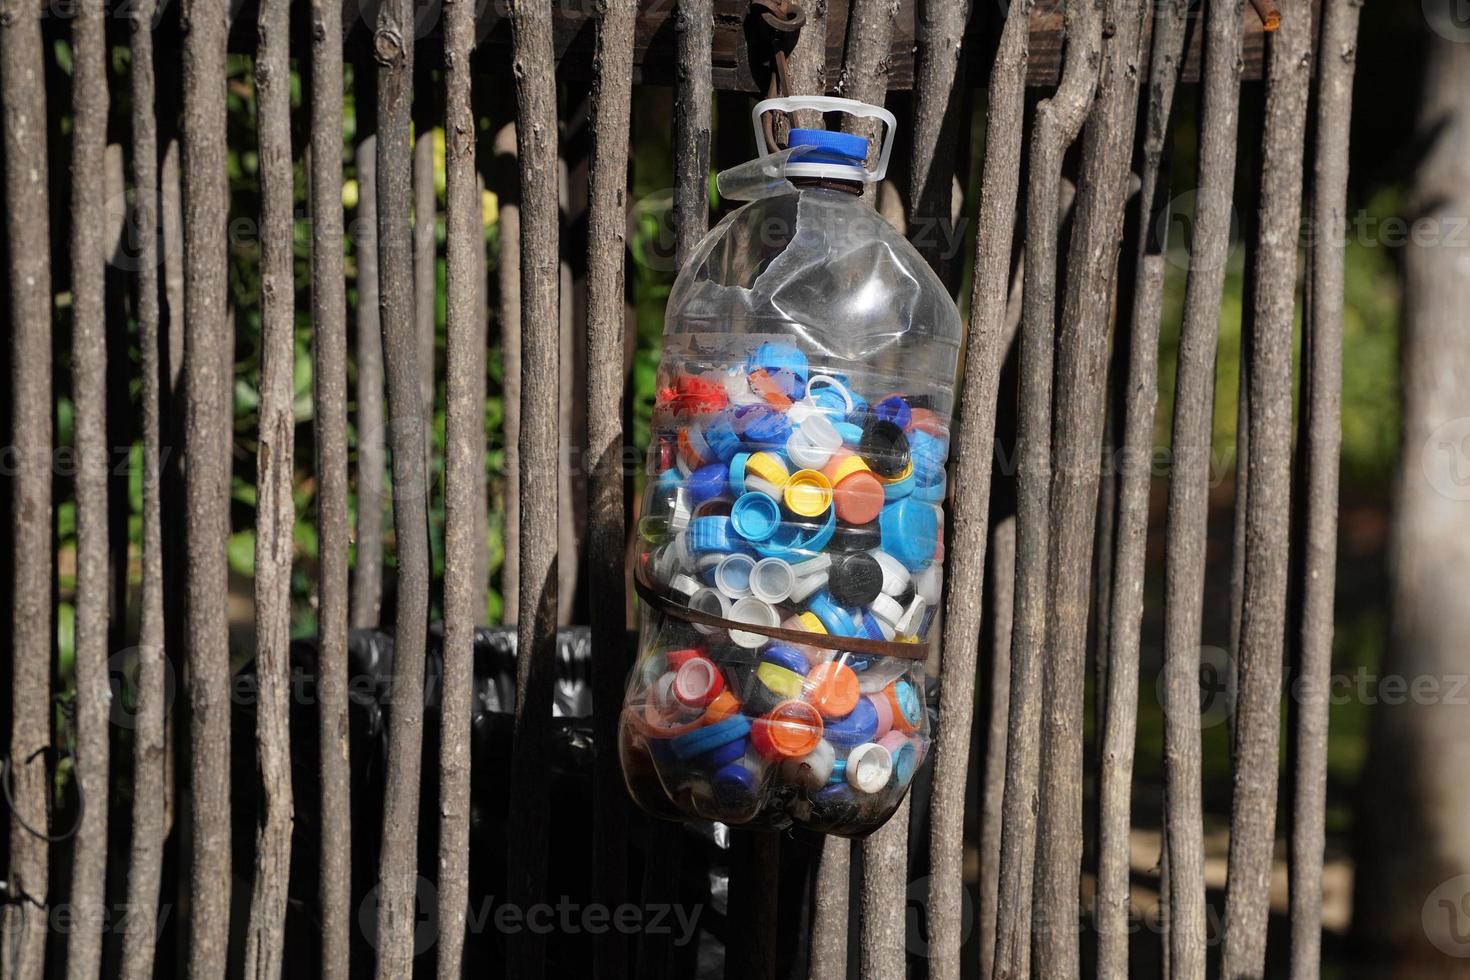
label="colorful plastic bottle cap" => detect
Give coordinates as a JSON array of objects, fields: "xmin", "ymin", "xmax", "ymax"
[
  {"xmin": 879, "ymin": 731, "xmax": 918, "ymax": 784},
  {"xmin": 791, "ymin": 611, "xmax": 827, "ymax": 635},
  {"xmin": 873, "ymin": 395, "xmax": 913, "ymax": 431},
  {"xmin": 670, "ymin": 714, "xmax": 751, "ymax": 760},
  {"xmin": 779, "ymin": 738, "xmax": 836, "ymax": 790},
  {"xmin": 728, "ymin": 596, "xmax": 779, "ymax": 649},
  {"xmin": 859, "ymin": 419, "xmax": 910, "ymax": 478},
  {"xmin": 652, "ymin": 672, "xmax": 680, "ymax": 712},
  {"xmin": 744, "ymin": 451, "xmax": 789, "ymax": 490},
  {"xmin": 907, "ymin": 429, "xmax": 946, "ymax": 481},
  {"xmin": 737, "ymin": 404, "xmax": 792, "ymax": 447},
  {"xmin": 867, "ymin": 692, "xmax": 894, "ymax": 739},
  {"xmin": 834, "ymin": 421, "xmax": 865, "ymax": 446},
  {"xmin": 750, "ymin": 700, "xmax": 823, "ymax": 759},
  {"xmin": 702, "ymin": 414, "xmax": 741, "ymax": 462},
  {"xmin": 677, "ymin": 426, "xmax": 710, "ymax": 469},
  {"xmin": 833, "ymin": 470, "xmax": 885, "ymax": 525},
  {"xmin": 711, "ymin": 762, "xmax": 759, "ymax": 807},
  {"xmin": 800, "ymin": 412, "xmax": 842, "ymax": 451},
  {"xmin": 845, "ymin": 742, "xmax": 894, "ymax": 793},
  {"xmin": 868, "ymin": 549, "xmax": 912, "ymax": 596},
  {"xmin": 869, "ymin": 592, "xmax": 905, "ymax": 627},
  {"xmin": 807, "ymin": 591, "xmax": 857, "ymax": 638},
  {"xmin": 783, "ymin": 469, "xmax": 833, "ymax": 518},
  {"xmin": 786, "ymin": 430, "xmax": 833, "ymax": 471},
  {"xmin": 664, "ymin": 648, "xmax": 702, "ymax": 670},
  {"xmin": 688, "ymin": 587, "xmax": 731, "ymax": 635},
  {"xmin": 748, "ymin": 340, "xmax": 809, "ymax": 388},
  {"xmin": 673, "ymin": 655, "xmax": 726, "ymax": 708},
  {"xmin": 756, "ymin": 660, "xmax": 805, "ymax": 700},
  {"xmin": 714, "ymin": 553, "xmax": 756, "ymax": 599},
  {"xmin": 731, "ymin": 492, "xmax": 781, "ymax": 543},
  {"xmin": 695, "ymin": 736, "xmax": 748, "ymax": 770},
  {"xmin": 914, "ymin": 564, "xmax": 943, "ymax": 604},
  {"xmin": 878, "ymin": 499, "xmax": 939, "ymax": 571},
  {"xmin": 760, "ymin": 643, "xmax": 809, "ymax": 675},
  {"xmin": 829, "ymin": 551, "xmax": 883, "ymax": 607},
  {"xmin": 862, "ymin": 611, "xmax": 896, "ymax": 642},
  {"xmin": 824, "ymin": 696, "xmax": 880, "ymax": 747},
  {"xmin": 685, "ymin": 463, "xmax": 730, "ymax": 506},
  {"xmin": 688, "ymin": 515, "xmax": 735, "ymax": 554},
  {"xmin": 749, "ymin": 369, "xmax": 795, "ymax": 408},
  {"xmin": 806, "ymin": 374, "xmax": 855, "ymax": 414},
  {"xmin": 704, "ymin": 689, "xmax": 742, "ymax": 723},
  {"xmin": 880, "ymin": 465, "xmax": 916, "ymax": 501},
  {"xmin": 886, "ymin": 680, "xmax": 923, "ymax": 733},
  {"xmin": 822, "ymin": 449, "xmax": 871, "ymax": 486},
  {"xmin": 913, "ymin": 469, "xmax": 947, "ymax": 503},
  {"xmin": 750, "ymin": 557, "xmax": 796, "ymax": 604},
  {"xmin": 806, "ymin": 661, "xmax": 860, "ymax": 718},
  {"xmin": 727, "ymin": 451, "xmax": 751, "ymax": 497},
  {"xmin": 897, "ymin": 596, "xmax": 928, "ymax": 637}
]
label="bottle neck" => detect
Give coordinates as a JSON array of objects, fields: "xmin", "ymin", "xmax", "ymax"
[{"xmin": 789, "ymin": 175, "xmax": 864, "ymax": 196}]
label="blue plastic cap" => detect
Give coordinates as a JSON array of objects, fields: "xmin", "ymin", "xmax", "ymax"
[
  {"xmin": 891, "ymin": 740, "xmax": 918, "ymax": 784},
  {"xmin": 711, "ymin": 762, "xmax": 759, "ymax": 806},
  {"xmin": 696, "ymin": 737, "xmax": 749, "ymax": 771},
  {"xmin": 760, "ymin": 644, "xmax": 809, "ymax": 675},
  {"xmin": 825, "ymin": 697, "xmax": 879, "ymax": 747},
  {"xmin": 731, "ymin": 492, "xmax": 781, "ymax": 542},
  {"xmin": 788, "ymin": 128, "xmax": 869, "ymax": 166},
  {"xmin": 879, "ymin": 499, "xmax": 939, "ymax": 571},
  {"xmin": 703, "ymin": 414, "xmax": 742, "ymax": 462},
  {"xmin": 808, "ymin": 590, "xmax": 858, "ymax": 638},
  {"xmin": 686, "ymin": 463, "xmax": 730, "ymax": 506},
  {"xmin": 747, "ymin": 341, "xmax": 809, "ymax": 386},
  {"xmin": 908, "ymin": 430, "xmax": 947, "ymax": 483},
  {"xmin": 689, "ymin": 515, "xmax": 735, "ymax": 554}
]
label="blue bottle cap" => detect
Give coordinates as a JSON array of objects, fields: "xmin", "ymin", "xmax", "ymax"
[
  {"xmin": 859, "ymin": 611, "xmax": 886, "ymax": 642},
  {"xmin": 689, "ymin": 515, "xmax": 735, "ymax": 555},
  {"xmin": 711, "ymin": 762, "xmax": 759, "ymax": 807},
  {"xmin": 752, "ymin": 507, "xmax": 835, "ymax": 561},
  {"xmin": 695, "ymin": 737, "xmax": 748, "ymax": 771},
  {"xmin": 787, "ymin": 128, "xmax": 869, "ymax": 166},
  {"xmin": 891, "ymin": 740, "xmax": 918, "ymax": 784},
  {"xmin": 736, "ymin": 404, "xmax": 792, "ymax": 448},
  {"xmin": 686, "ymin": 463, "xmax": 730, "ymax": 506},
  {"xmin": 703, "ymin": 414, "xmax": 742, "ymax": 462},
  {"xmin": 657, "ymin": 466, "xmax": 682, "ymax": 490},
  {"xmin": 728, "ymin": 452, "xmax": 751, "ymax": 495},
  {"xmin": 807, "ymin": 591, "xmax": 858, "ymax": 638},
  {"xmin": 670, "ymin": 714, "xmax": 751, "ymax": 760},
  {"xmin": 879, "ymin": 499, "xmax": 939, "ymax": 571},
  {"xmin": 912, "ymin": 470, "xmax": 946, "ymax": 503},
  {"xmin": 825, "ymin": 697, "xmax": 879, "ymax": 747},
  {"xmin": 809, "ymin": 387, "xmax": 851, "ymax": 418},
  {"xmin": 881, "ymin": 467, "xmax": 916, "ymax": 501},
  {"xmin": 760, "ymin": 643, "xmax": 809, "ymax": 676},
  {"xmin": 907, "ymin": 429, "xmax": 947, "ymax": 483},
  {"xmin": 873, "ymin": 395, "xmax": 913, "ymax": 431},
  {"xmin": 834, "ymin": 421, "xmax": 865, "ymax": 446},
  {"xmin": 731, "ymin": 492, "xmax": 781, "ymax": 543},
  {"xmin": 893, "ymin": 679, "xmax": 922, "ymax": 729},
  {"xmin": 827, "ymin": 757, "xmax": 846, "ymax": 784},
  {"xmin": 747, "ymin": 340, "xmax": 809, "ymax": 387}
]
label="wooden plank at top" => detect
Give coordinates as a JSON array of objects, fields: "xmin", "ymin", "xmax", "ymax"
[{"xmin": 222, "ymin": 0, "xmax": 1276, "ymax": 85}]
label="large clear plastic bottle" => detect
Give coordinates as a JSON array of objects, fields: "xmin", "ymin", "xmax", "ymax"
[{"xmin": 620, "ymin": 98, "xmax": 963, "ymax": 837}]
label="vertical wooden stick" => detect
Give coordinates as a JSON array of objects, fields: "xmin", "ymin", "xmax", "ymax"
[
  {"xmin": 1289, "ymin": 2, "xmax": 1357, "ymax": 976},
  {"xmin": 181, "ymin": 0, "xmax": 235, "ymax": 970},
  {"xmin": 1221, "ymin": 1, "xmax": 1313, "ymax": 973},
  {"xmin": 310, "ymin": 0, "xmax": 353, "ymax": 974},
  {"xmin": 1161, "ymin": 1, "xmax": 1245, "ymax": 974},
  {"xmin": 587, "ymin": 3, "xmax": 637, "ymax": 979},
  {"xmin": 121, "ymin": 3, "xmax": 169, "ymax": 976},
  {"xmin": 1096, "ymin": 3, "xmax": 1189, "ymax": 974},
  {"xmin": 372, "ymin": 0, "xmax": 433, "ymax": 970},
  {"xmin": 439, "ymin": 0, "xmax": 479, "ymax": 970},
  {"xmin": 65, "ymin": 0, "xmax": 112, "ymax": 974},
  {"xmin": 351, "ymin": 66, "xmax": 386, "ymax": 630},
  {"xmin": 506, "ymin": 2, "xmax": 560, "ymax": 976},
  {"xmin": 243, "ymin": 0, "xmax": 296, "ymax": 971}
]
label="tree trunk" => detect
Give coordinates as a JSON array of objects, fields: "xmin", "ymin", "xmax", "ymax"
[{"xmin": 1355, "ymin": 23, "xmax": 1470, "ymax": 977}]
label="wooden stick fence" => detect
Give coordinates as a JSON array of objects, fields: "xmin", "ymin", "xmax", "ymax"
[{"xmin": 0, "ymin": 0, "xmax": 1358, "ymax": 976}]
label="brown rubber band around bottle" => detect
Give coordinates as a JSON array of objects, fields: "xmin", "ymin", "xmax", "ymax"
[{"xmin": 632, "ymin": 563, "xmax": 930, "ymax": 662}]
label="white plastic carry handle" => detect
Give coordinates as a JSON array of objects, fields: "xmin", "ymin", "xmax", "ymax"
[{"xmin": 750, "ymin": 96, "xmax": 898, "ymax": 184}]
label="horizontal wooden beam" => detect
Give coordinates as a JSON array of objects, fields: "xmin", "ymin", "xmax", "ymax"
[{"xmin": 223, "ymin": 0, "xmax": 1280, "ymax": 87}]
